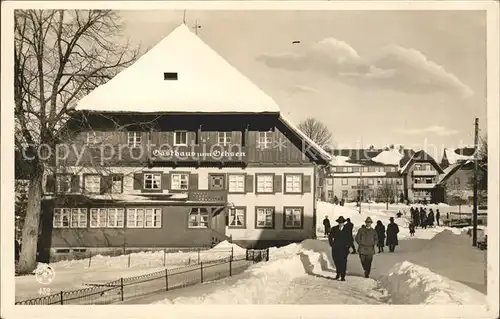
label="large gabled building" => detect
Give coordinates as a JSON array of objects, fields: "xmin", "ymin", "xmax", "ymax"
[{"xmin": 37, "ymin": 24, "xmax": 331, "ymax": 261}]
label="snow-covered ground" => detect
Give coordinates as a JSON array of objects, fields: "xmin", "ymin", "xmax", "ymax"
[{"xmin": 15, "ymin": 241, "xmax": 245, "ymax": 301}]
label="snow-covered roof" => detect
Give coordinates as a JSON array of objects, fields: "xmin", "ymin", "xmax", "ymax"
[
  {"xmin": 436, "ymin": 160, "xmax": 473, "ymax": 185},
  {"xmin": 443, "ymin": 148, "xmax": 475, "ymax": 165},
  {"xmin": 279, "ymin": 115, "xmax": 332, "ymax": 162},
  {"xmin": 75, "ymin": 24, "xmax": 280, "ymax": 114},
  {"xmin": 371, "ymin": 150, "xmax": 404, "ymax": 166},
  {"xmin": 329, "ymin": 156, "xmax": 363, "ymax": 167}
]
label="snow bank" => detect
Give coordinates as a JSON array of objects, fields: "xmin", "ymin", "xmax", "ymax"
[
  {"xmin": 371, "ymin": 150, "xmax": 403, "ymax": 166},
  {"xmin": 213, "ymin": 240, "xmax": 247, "ymax": 256},
  {"xmin": 382, "ymin": 261, "xmax": 486, "ymax": 304}
]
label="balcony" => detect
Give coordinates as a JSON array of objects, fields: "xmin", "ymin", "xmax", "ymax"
[
  {"xmin": 413, "ymin": 183, "xmax": 436, "ymax": 189},
  {"xmin": 150, "ymin": 145, "xmax": 248, "ymax": 163},
  {"xmin": 187, "ymin": 190, "xmax": 228, "ymax": 203},
  {"xmin": 412, "ymin": 170, "xmax": 437, "ymax": 176}
]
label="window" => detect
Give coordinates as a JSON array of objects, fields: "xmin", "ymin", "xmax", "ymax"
[
  {"xmin": 90, "ymin": 208, "xmax": 107, "ymax": 228},
  {"xmin": 144, "ymin": 208, "xmax": 162, "ymax": 228},
  {"xmin": 86, "ymin": 131, "xmax": 102, "ymax": 145},
  {"xmin": 368, "ymin": 179, "xmax": 374, "ymax": 185},
  {"xmin": 368, "ymin": 167, "xmax": 375, "ymax": 172},
  {"xmin": 174, "ymin": 131, "xmax": 187, "ymax": 146},
  {"xmin": 126, "ymin": 208, "xmax": 161, "ymax": 228},
  {"xmin": 127, "ymin": 208, "xmax": 144, "ymax": 228},
  {"xmin": 396, "ymin": 179, "xmax": 401, "ymax": 185},
  {"xmin": 326, "ymin": 178, "xmax": 333, "ymax": 186},
  {"xmin": 284, "ymin": 207, "xmax": 303, "ymax": 229},
  {"xmin": 377, "ymin": 179, "xmax": 382, "ymax": 185},
  {"xmin": 188, "ymin": 208, "xmax": 209, "ymax": 228},
  {"xmin": 342, "ymin": 167, "xmax": 348, "ymax": 173},
  {"xmin": 53, "ymin": 208, "xmax": 87, "ymax": 228},
  {"xmin": 454, "ymin": 177, "xmax": 460, "ymax": 185},
  {"xmin": 255, "ymin": 207, "xmax": 274, "ymax": 228},
  {"xmin": 128, "ymin": 132, "xmax": 142, "ymax": 147},
  {"xmin": 111, "ymin": 175, "xmax": 123, "ymax": 194},
  {"xmin": 217, "ymin": 132, "xmax": 232, "ymax": 146},
  {"xmin": 415, "ymin": 164, "xmax": 422, "ymax": 171},
  {"xmin": 144, "ymin": 173, "xmax": 161, "ymax": 190},
  {"xmin": 331, "ymin": 167, "xmax": 337, "ymax": 173},
  {"xmin": 347, "ymin": 167, "xmax": 353, "ymax": 173},
  {"xmin": 56, "ymin": 175, "xmax": 72, "ymax": 193},
  {"xmin": 327, "ymin": 190, "xmax": 334, "ymax": 199},
  {"xmin": 341, "ymin": 178, "xmax": 348, "ymax": 185},
  {"xmin": 363, "ymin": 167, "xmax": 369, "ymax": 172},
  {"xmin": 285, "ymin": 174, "xmax": 302, "ymax": 193},
  {"xmin": 228, "ymin": 174, "xmax": 245, "ymax": 193},
  {"xmin": 352, "ymin": 167, "xmax": 360, "ymax": 173},
  {"xmin": 84, "ymin": 175, "xmax": 101, "ymax": 193},
  {"xmin": 106, "ymin": 208, "xmax": 125, "ymax": 228},
  {"xmin": 256, "ymin": 174, "xmax": 274, "ymax": 193},
  {"xmin": 171, "ymin": 173, "xmax": 189, "ymax": 190},
  {"xmin": 228, "ymin": 207, "xmax": 246, "ymax": 228},
  {"xmin": 257, "ymin": 131, "xmax": 273, "ymax": 149}
]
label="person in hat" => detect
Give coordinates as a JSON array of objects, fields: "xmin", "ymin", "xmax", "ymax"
[
  {"xmin": 374, "ymin": 220, "xmax": 386, "ymax": 252},
  {"xmin": 323, "ymin": 216, "xmax": 331, "ymax": 237},
  {"xmin": 386, "ymin": 217, "xmax": 400, "ymax": 252},
  {"xmin": 328, "ymin": 216, "xmax": 352, "ymax": 281},
  {"xmin": 355, "ymin": 217, "xmax": 378, "ymax": 278}
]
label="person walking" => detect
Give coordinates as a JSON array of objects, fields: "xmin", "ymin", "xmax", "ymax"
[
  {"xmin": 345, "ymin": 218, "xmax": 357, "ymax": 254},
  {"xmin": 328, "ymin": 216, "xmax": 352, "ymax": 281},
  {"xmin": 355, "ymin": 217, "xmax": 378, "ymax": 278},
  {"xmin": 435, "ymin": 209, "xmax": 441, "ymax": 226},
  {"xmin": 374, "ymin": 220, "xmax": 386, "ymax": 253},
  {"xmin": 409, "ymin": 221, "xmax": 415, "ymax": 237},
  {"xmin": 427, "ymin": 209, "xmax": 435, "ymax": 228},
  {"xmin": 386, "ymin": 217, "xmax": 400, "ymax": 252},
  {"xmin": 323, "ymin": 216, "xmax": 331, "ymax": 237},
  {"xmin": 420, "ymin": 208, "xmax": 427, "ymax": 229}
]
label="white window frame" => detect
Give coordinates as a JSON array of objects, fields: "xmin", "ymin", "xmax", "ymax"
[
  {"xmin": 70, "ymin": 208, "xmax": 88, "ymax": 228},
  {"xmin": 171, "ymin": 173, "xmax": 189, "ymax": 190},
  {"xmin": 285, "ymin": 174, "xmax": 302, "ymax": 193},
  {"xmin": 217, "ymin": 132, "xmax": 232, "ymax": 146},
  {"xmin": 144, "ymin": 208, "xmax": 162, "ymax": 228},
  {"xmin": 188, "ymin": 207, "xmax": 209, "ymax": 228},
  {"xmin": 106, "ymin": 208, "xmax": 125, "ymax": 228},
  {"xmin": 341, "ymin": 178, "xmax": 348, "ymax": 185},
  {"xmin": 90, "ymin": 208, "xmax": 107, "ymax": 228},
  {"xmin": 228, "ymin": 207, "xmax": 246, "ymax": 228},
  {"xmin": 127, "ymin": 132, "xmax": 142, "ymax": 148},
  {"xmin": 174, "ymin": 131, "xmax": 188, "ymax": 146},
  {"xmin": 256, "ymin": 174, "xmax": 274, "ymax": 193},
  {"xmin": 326, "ymin": 178, "xmax": 333, "ymax": 186},
  {"xmin": 347, "ymin": 167, "xmax": 353, "ymax": 173},
  {"xmin": 357, "ymin": 178, "xmax": 361, "ymax": 185},
  {"xmin": 368, "ymin": 179, "xmax": 374, "ymax": 185},
  {"xmin": 257, "ymin": 131, "xmax": 273, "ymax": 149},
  {"xmin": 111, "ymin": 175, "xmax": 123, "ymax": 194},
  {"xmin": 84, "ymin": 174, "xmax": 101, "ymax": 194},
  {"xmin": 228, "ymin": 174, "xmax": 245, "ymax": 193},
  {"xmin": 143, "ymin": 173, "xmax": 162, "ymax": 190},
  {"xmin": 56, "ymin": 174, "xmax": 72, "ymax": 193},
  {"xmin": 53, "ymin": 208, "xmax": 87, "ymax": 228},
  {"xmin": 255, "ymin": 207, "xmax": 274, "ymax": 228},
  {"xmin": 284, "ymin": 207, "xmax": 303, "ymax": 229},
  {"xmin": 127, "ymin": 208, "xmax": 145, "ymax": 228}
]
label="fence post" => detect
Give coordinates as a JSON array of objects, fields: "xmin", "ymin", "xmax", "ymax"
[
  {"xmin": 163, "ymin": 248, "xmax": 166, "ymax": 267},
  {"xmin": 231, "ymin": 247, "xmax": 234, "ymax": 261},
  {"xmin": 128, "ymin": 253, "xmax": 131, "ymax": 268},
  {"xmin": 229, "ymin": 253, "xmax": 232, "ymax": 277},
  {"xmin": 88, "ymin": 251, "xmax": 92, "ymax": 268},
  {"xmin": 245, "ymin": 249, "xmax": 248, "ymax": 261},
  {"xmin": 200, "ymin": 262, "xmax": 204, "ymax": 283},
  {"xmin": 165, "ymin": 269, "xmax": 169, "ymax": 291},
  {"xmin": 120, "ymin": 278, "xmax": 124, "ymax": 302},
  {"xmin": 197, "ymin": 248, "xmax": 200, "ymax": 264},
  {"xmin": 266, "ymin": 248, "xmax": 269, "ymax": 262},
  {"xmin": 60, "ymin": 291, "xmax": 63, "ymax": 305}
]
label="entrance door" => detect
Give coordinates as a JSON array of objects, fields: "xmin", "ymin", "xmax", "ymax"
[{"xmin": 209, "ymin": 174, "xmax": 225, "ymax": 190}]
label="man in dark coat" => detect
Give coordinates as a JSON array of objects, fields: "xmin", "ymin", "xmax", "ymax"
[
  {"xmin": 328, "ymin": 216, "xmax": 352, "ymax": 281},
  {"xmin": 386, "ymin": 217, "xmax": 399, "ymax": 252},
  {"xmin": 436, "ymin": 209, "xmax": 441, "ymax": 226},
  {"xmin": 355, "ymin": 217, "xmax": 378, "ymax": 278},
  {"xmin": 323, "ymin": 216, "xmax": 331, "ymax": 237},
  {"xmin": 374, "ymin": 220, "xmax": 386, "ymax": 253},
  {"xmin": 427, "ymin": 209, "xmax": 435, "ymax": 227},
  {"xmin": 344, "ymin": 218, "xmax": 356, "ymax": 254},
  {"xmin": 420, "ymin": 208, "xmax": 427, "ymax": 229}
]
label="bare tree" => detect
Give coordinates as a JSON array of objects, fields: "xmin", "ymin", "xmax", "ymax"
[
  {"xmin": 377, "ymin": 180, "xmax": 396, "ymax": 210},
  {"xmin": 297, "ymin": 118, "xmax": 332, "ymax": 149},
  {"xmin": 14, "ymin": 9, "xmax": 139, "ymax": 274}
]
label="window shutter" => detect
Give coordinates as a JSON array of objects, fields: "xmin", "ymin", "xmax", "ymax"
[
  {"xmin": 303, "ymin": 175, "xmax": 311, "ymax": 193},
  {"xmin": 245, "ymin": 174, "xmax": 253, "ymax": 193},
  {"xmin": 162, "ymin": 173, "xmax": 171, "ymax": 190},
  {"xmin": 100, "ymin": 176, "xmax": 112, "ymax": 194},
  {"xmin": 46, "ymin": 175, "xmax": 55, "ymax": 193},
  {"xmin": 189, "ymin": 173, "xmax": 198, "ymax": 190},
  {"xmin": 274, "ymin": 174, "xmax": 282, "ymax": 193},
  {"xmin": 71, "ymin": 175, "xmax": 80, "ymax": 193},
  {"xmin": 133, "ymin": 173, "xmax": 143, "ymax": 190}
]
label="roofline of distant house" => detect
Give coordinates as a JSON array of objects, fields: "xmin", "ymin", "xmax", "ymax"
[{"xmin": 73, "ymin": 110, "xmax": 281, "ymax": 116}]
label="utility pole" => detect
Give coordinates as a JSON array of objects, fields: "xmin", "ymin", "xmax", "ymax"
[
  {"xmin": 183, "ymin": 10, "xmax": 186, "ymax": 24},
  {"xmin": 359, "ymin": 137, "xmax": 363, "ymax": 214},
  {"xmin": 193, "ymin": 19, "xmax": 202, "ymax": 35},
  {"xmin": 472, "ymin": 118, "xmax": 479, "ymax": 246}
]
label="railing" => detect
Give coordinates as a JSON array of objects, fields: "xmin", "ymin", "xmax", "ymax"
[
  {"xmin": 413, "ymin": 183, "xmax": 436, "ymax": 189},
  {"xmin": 15, "ymin": 248, "xmax": 270, "ymax": 305},
  {"xmin": 188, "ymin": 190, "xmax": 227, "ymax": 202},
  {"xmin": 412, "ymin": 170, "xmax": 437, "ymax": 176}
]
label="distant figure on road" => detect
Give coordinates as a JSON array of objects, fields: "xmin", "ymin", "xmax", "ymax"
[
  {"xmin": 323, "ymin": 216, "xmax": 331, "ymax": 237},
  {"xmin": 420, "ymin": 208, "xmax": 427, "ymax": 229},
  {"xmin": 396, "ymin": 211, "xmax": 402, "ymax": 218},
  {"xmin": 374, "ymin": 220, "xmax": 386, "ymax": 253},
  {"xmin": 436, "ymin": 209, "xmax": 441, "ymax": 226},
  {"xmin": 333, "ymin": 195, "xmax": 339, "ymax": 205},
  {"xmin": 386, "ymin": 217, "xmax": 400, "ymax": 252},
  {"xmin": 427, "ymin": 209, "xmax": 435, "ymax": 227},
  {"xmin": 355, "ymin": 217, "xmax": 378, "ymax": 278},
  {"xmin": 345, "ymin": 218, "xmax": 357, "ymax": 254},
  {"xmin": 328, "ymin": 216, "xmax": 352, "ymax": 281},
  {"xmin": 409, "ymin": 221, "xmax": 415, "ymax": 237}
]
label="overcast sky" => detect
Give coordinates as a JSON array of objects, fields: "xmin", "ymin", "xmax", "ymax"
[{"xmin": 118, "ymin": 10, "xmax": 486, "ymax": 160}]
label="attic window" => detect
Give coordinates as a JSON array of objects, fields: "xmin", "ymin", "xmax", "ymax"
[{"xmin": 164, "ymin": 72, "xmax": 178, "ymax": 80}]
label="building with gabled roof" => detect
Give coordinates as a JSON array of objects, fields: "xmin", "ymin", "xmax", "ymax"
[
  {"xmin": 440, "ymin": 147, "xmax": 476, "ymax": 169},
  {"xmin": 38, "ymin": 24, "xmax": 331, "ymax": 261}
]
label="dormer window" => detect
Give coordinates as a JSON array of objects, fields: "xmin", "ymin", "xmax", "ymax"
[{"xmin": 164, "ymin": 72, "xmax": 178, "ymax": 80}]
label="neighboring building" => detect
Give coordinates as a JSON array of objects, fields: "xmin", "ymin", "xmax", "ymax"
[
  {"xmin": 320, "ymin": 148, "xmax": 412, "ymax": 203},
  {"xmin": 399, "ymin": 150, "xmax": 444, "ymax": 203},
  {"xmin": 37, "ymin": 24, "xmax": 331, "ymax": 260},
  {"xmin": 436, "ymin": 160, "xmax": 475, "ymax": 205}
]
